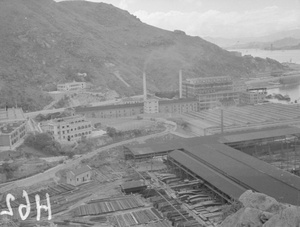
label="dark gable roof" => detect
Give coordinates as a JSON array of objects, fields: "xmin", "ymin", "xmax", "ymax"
[
  {"xmin": 121, "ymin": 180, "xmax": 146, "ymax": 190},
  {"xmin": 159, "ymin": 98, "xmax": 198, "ymax": 105},
  {"xmin": 70, "ymin": 165, "xmax": 92, "ymax": 176},
  {"xmin": 75, "ymin": 102, "xmax": 143, "ymax": 112}
]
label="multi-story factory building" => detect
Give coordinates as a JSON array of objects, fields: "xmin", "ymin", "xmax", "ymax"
[
  {"xmin": 75, "ymin": 98, "xmax": 199, "ymax": 118},
  {"xmin": 159, "ymin": 98, "xmax": 198, "ymax": 113},
  {"xmin": 240, "ymin": 88, "xmax": 267, "ymax": 105},
  {"xmin": 0, "ymin": 121, "xmax": 27, "ymax": 150},
  {"xmin": 198, "ymin": 91, "xmax": 240, "ymax": 110},
  {"xmin": 75, "ymin": 103, "xmax": 144, "ymax": 118},
  {"xmin": 144, "ymin": 99, "xmax": 159, "ymax": 114},
  {"xmin": 40, "ymin": 115, "xmax": 92, "ymax": 142},
  {"xmin": 182, "ymin": 76, "xmax": 233, "ymax": 98}
]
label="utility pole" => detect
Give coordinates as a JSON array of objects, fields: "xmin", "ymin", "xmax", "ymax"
[{"xmin": 221, "ymin": 108, "xmax": 224, "ymax": 134}]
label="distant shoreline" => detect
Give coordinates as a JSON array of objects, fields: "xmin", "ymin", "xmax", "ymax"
[{"xmin": 227, "ymin": 49, "xmax": 300, "ymax": 65}]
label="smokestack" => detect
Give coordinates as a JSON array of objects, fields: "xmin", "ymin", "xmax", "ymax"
[
  {"xmin": 179, "ymin": 70, "xmax": 183, "ymax": 99},
  {"xmin": 143, "ymin": 72, "xmax": 147, "ymax": 101},
  {"xmin": 221, "ymin": 109, "xmax": 224, "ymax": 134}
]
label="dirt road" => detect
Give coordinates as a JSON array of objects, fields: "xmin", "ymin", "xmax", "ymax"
[{"xmin": 0, "ymin": 120, "xmax": 176, "ymax": 192}]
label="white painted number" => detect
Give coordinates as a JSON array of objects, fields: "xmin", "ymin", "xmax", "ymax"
[
  {"xmin": 18, "ymin": 190, "xmax": 31, "ymax": 220},
  {"xmin": 0, "ymin": 191, "xmax": 52, "ymax": 221},
  {"xmin": 35, "ymin": 193, "xmax": 52, "ymax": 221},
  {"xmin": 0, "ymin": 193, "xmax": 15, "ymax": 216}
]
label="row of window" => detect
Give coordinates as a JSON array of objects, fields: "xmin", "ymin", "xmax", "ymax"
[
  {"xmin": 11, "ymin": 132, "xmax": 24, "ymax": 145},
  {"xmin": 62, "ymin": 131, "xmax": 91, "ymax": 139}
]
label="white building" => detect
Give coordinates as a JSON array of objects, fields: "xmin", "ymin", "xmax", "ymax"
[
  {"xmin": 40, "ymin": 114, "xmax": 92, "ymax": 142},
  {"xmin": 57, "ymin": 81, "xmax": 86, "ymax": 92},
  {"xmin": 66, "ymin": 165, "xmax": 92, "ymax": 186},
  {"xmin": 144, "ymin": 99, "xmax": 159, "ymax": 114}
]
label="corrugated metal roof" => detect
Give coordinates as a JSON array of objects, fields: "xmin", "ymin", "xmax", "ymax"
[
  {"xmin": 169, "ymin": 150, "xmax": 247, "ymax": 199},
  {"xmin": 159, "ymin": 98, "xmax": 198, "ymax": 105},
  {"xmin": 70, "ymin": 165, "xmax": 92, "ymax": 176},
  {"xmin": 183, "ymin": 145, "xmax": 300, "ymax": 205},
  {"xmin": 121, "ymin": 180, "xmax": 146, "ymax": 190},
  {"xmin": 75, "ymin": 102, "xmax": 143, "ymax": 112},
  {"xmin": 125, "ymin": 140, "xmax": 185, "ymax": 156},
  {"xmin": 208, "ymin": 143, "xmax": 300, "ymax": 190},
  {"xmin": 220, "ymin": 126, "xmax": 300, "ymax": 143}
]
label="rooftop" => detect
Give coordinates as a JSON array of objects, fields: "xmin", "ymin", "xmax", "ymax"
[
  {"xmin": 69, "ymin": 165, "xmax": 92, "ymax": 176},
  {"xmin": 219, "ymin": 126, "xmax": 300, "ymax": 143},
  {"xmin": 183, "ymin": 76, "xmax": 232, "ymax": 85},
  {"xmin": 125, "ymin": 140, "xmax": 184, "ymax": 156},
  {"xmin": 159, "ymin": 98, "xmax": 198, "ymax": 105},
  {"xmin": 121, "ymin": 180, "xmax": 146, "ymax": 190},
  {"xmin": 58, "ymin": 80, "xmax": 85, "ymax": 86},
  {"xmin": 0, "ymin": 121, "xmax": 26, "ymax": 134},
  {"xmin": 75, "ymin": 102, "xmax": 143, "ymax": 112}
]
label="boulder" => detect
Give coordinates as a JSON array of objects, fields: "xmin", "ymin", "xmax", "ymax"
[
  {"xmin": 263, "ymin": 206, "xmax": 300, "ymax": 227},
  {"xmin": 239, "ymin": 190, "xmax": 285, "ymax": 213},
  {"xmin": 219, "ymin": 207, "xmax": 263, "ymax": 227}
]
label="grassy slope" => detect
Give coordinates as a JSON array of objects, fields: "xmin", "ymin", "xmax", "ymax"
[{"xmin": 0, "ymin": 0, "xmax": 288, "ymax": 110}]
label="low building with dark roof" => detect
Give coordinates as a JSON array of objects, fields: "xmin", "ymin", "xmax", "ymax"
[
  {"xmin": 121, "ymin": 180, "xmax": 147, "ymax": 194},
  {"xmin": 75, "ymin": 103, "xmax": 144, "ymax": 118},
  {"xmin": 66, "ymin": 165, "xmax": 92, "ymax": 186},
  {"xmin": 74, "ymin": 98, "xmax": 199, "ymax": 118},
  {"xmin": 124, "ymin": 126, "xmax": 300, "ymax": 204}
]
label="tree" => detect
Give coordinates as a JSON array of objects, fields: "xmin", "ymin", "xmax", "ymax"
[
  {"xmin": 106, "ymin": 127, "xmax": 117, "ymax": 137},
  {"xmin": 0, "ymin": 163, "xmax": 15, "ymax": 179}
]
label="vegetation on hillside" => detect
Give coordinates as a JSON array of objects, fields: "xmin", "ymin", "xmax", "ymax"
[
  {"xmin": 0, "ymin": 0, "xmax": 290, "ymax": 111},
  {"xmin": 24, "ymin": 132, "xmax": 63, "ymax": 156}
]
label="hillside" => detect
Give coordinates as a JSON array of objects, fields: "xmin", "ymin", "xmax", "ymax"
[{"xmin": 0, "ymin": 0, "xmax": 289, "ymax": 111}]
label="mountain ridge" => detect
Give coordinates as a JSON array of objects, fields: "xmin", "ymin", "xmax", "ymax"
[
  {"xmin": 0, "ymin": 0, "xmax": 289, "ymax": 110},
  {"xmin": 205, "ymin": 29, "xmax": 300, "ymax": 48}
]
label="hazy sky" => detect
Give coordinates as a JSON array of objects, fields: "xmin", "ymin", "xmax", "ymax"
[{"xmin": 59, "ymin": 0, "xmax": 300, "ymax": 38}]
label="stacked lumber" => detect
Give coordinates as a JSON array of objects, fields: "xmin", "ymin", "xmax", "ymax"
[
  {"xmin": 114, "ymin": 208, "xmax": 162, "ymax": 226},
  {"xmin": 74, "ymin": 197, "xmax": 144, "ymax": 216}
]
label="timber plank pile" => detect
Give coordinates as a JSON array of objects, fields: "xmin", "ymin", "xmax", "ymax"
[
  {"xmin": 114, "ymin": 208, "xmax": 160, "ymax": 226},
  {"xmin": 155, "ymin": 173, "xmax": 224, "ymax": 226},
  {"xmin": 143, "ymin": 193, "xmax": 204, "ymax": 227},
  {"xmin": 176, "ymin": 189, "xmax": 223, "ymax": 225},
  {"xmin": 74, "ymin": 196, "xmax": 144, "ymax": 216}
]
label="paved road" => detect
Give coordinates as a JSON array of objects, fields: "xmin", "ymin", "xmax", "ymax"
[{"xmin": 0, "ymin": 120, "xmax": 176, "ymax": 192}]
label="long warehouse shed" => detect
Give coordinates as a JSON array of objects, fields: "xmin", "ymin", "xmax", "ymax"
[
  {"xmin": 125, "ymin": 126, "xmax": 300, "ymax": 205},
  {"xmin": 169, "ymin": 144, "xmax": 300, "ymax": 205}
]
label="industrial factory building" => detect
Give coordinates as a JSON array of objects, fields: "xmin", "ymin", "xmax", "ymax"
[
  {"xmin": 124, "ymin": 126, "xmax": 300, "ymax": 205},
  {"xmin": 40, "ymin": 114, "xmax": 92, "ymax": 142},
  {"xmin": 181, "ymin": 75, "xmax": 265, "ymax": 109},
  {"xmin": 182, "ymin": 76, "xmax": 234, "ymax": 97}
]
